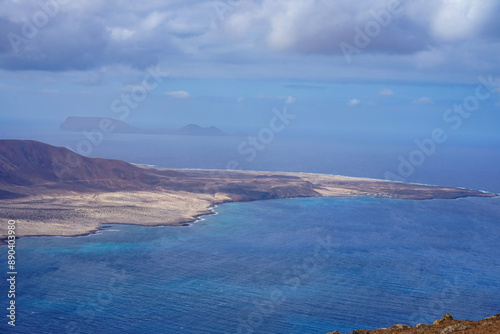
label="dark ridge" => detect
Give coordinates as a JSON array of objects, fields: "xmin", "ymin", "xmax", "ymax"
[
  {"xmin": 0, "ymin": 139, "xmax": 181, "ymax": 192},
  {"xmin": 0, "ymin": 139, "xmax": 495, "ymax": 202}
]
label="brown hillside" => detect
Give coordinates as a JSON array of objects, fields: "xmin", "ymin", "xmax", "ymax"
[
  {"xmin": 0, "ymin": 140, "xmax": 180, "ymax": 195},
  {"xmin": 328, "ymin": 313, "xmax": 500, "ymax": 334}
]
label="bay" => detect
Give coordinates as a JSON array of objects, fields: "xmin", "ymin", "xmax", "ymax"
[{"xmin": 1, "ymin": 195, "xmax": 499, "ymax": 333}]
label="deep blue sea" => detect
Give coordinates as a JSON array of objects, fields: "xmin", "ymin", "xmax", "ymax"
[{"xmin": 0, "ymin": 129, "xmax": 499, "ymax": 333}]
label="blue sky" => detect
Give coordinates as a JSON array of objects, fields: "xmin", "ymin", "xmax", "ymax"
[{"xmin": 1, "ymin": 0, "xmax": 500, "ymax": 135}]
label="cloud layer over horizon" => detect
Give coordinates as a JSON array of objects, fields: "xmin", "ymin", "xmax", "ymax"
[{"xmin": 1, "ymin": 0, "xmax": 500, "ymax": 83}]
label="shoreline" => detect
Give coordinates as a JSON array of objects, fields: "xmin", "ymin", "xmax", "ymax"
[
  {"xmin": 0, "ymin": 168, "xmax": 497, "ymax": 241},
  {"xmin": 2, "ymin": 193, "xmax": 498, "ymax": 246},
  {"xmin": 2, "ymin": 193, "xmax": 499, "ymax": 333},
  {"xmin": 1, "ymin": 162, "xmax": 498, "ymax": 333},
  {"xmin": 144, "ymin": 166, "xmax": 500, "ymax": 195}
]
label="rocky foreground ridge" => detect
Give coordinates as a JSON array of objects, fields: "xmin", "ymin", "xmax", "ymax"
[{"xmin": 328, "ymin": 313, "xmax": 500, "ymax": 334}]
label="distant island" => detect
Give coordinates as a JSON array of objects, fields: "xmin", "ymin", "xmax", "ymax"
[
  {"xmin": 60, "ymin": 116, "xmax": 245, "ymax": 136},
  {"xmin": 0, "ymin": 139, "xmax": 496, "ymax": 241}
]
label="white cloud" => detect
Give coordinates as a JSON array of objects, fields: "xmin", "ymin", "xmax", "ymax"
[
  {"xmin": 348, "ymin": 98, "xmax": 361, "ymax": 106},
  {"xmin": 224, "ymin": 0, "xmax": 430, "ymax": 56},
  {"xmin": 140, "ymin": 11, "xmax": 168, "ymax": 31},
  {"xmin": 164, "ymin": 90, "xmax": 190, "ymax": 98},
  {"xmin": 285, "ymin": 96, "xmax": 296, "ymax": 104},
  {"xmin": 2, "ymin": 0, "xmax": 500, "ymax": 84},
  {"xmin": 379, "ymin": 89, "xmax": 394, "ymax": 97},
  {"xmin": 412, "ymin": 96, "xmax": 434, "ymax": 104},
  {"xmin": 108, "ymin": 27, "xmax": 136, "ymax": 41},
  {"xmin": 431, "ymin": 0, "xmax": 496, "ymax": 41}
]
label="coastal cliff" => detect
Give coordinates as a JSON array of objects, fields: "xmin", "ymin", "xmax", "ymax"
[{"xmin": 0, "ymin": 139, "xmax": 496, "ymax": 240}]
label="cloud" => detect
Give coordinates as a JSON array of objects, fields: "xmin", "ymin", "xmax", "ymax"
[
  {"xmin": 223, "ymin": 0, "xmax": 500, "ymax": 56},
  {"xmin": 285, "ymin": 96, "xmax": 296, "ymax": 104},
  {"xmin": 379, "ymin": 89, "xmax": 394, "ymax": 97},
  {"xmin": 237, "ymin": 96, "xmax": 245, "ymax": 103},
  {"xmin": 0, "ymin": 0, "xmax": 499, "ymax": 84},
  {"xmin": 107, "ymin": 27, "xmax": 136, "ymax": 41},
  {"xmin": 412, "ymin": 96, "xmax": 434, "ymax": 104},
  {"xmin": 224, "ymin": 0, "xmax": 431, "ymax": 55},
  {"xmin": 348, "ymin": 98, "xmax": 361, "ymax": 106},
  {"xmin": 164, "ymin": 90, "xmax": 190, "ymax": 98},
  {"xmin": 0, "ymin": 1, "xmax": 212, "ymax": 71},
  {"xmin": 430, "ymin": 0, "xmax": 498, "ymax": 41}
]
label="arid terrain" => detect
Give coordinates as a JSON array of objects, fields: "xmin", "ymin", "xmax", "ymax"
[
  {"xmin": 1, "ymin": 140, "xmax": 498, "ymax": 333},
  {"xmin": 0, "ymin": 139, "xmax": 496, "ymax": 240}
]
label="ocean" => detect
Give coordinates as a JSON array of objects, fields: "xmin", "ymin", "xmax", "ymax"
[{"xmin": 0, "ymin": 129, "xmax": 499, "ymax": 333}]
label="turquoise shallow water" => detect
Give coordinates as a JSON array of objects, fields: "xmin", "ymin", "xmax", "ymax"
[{"xmin": 1, "ymin": 196, "xmax": 499, "ymax": 333}]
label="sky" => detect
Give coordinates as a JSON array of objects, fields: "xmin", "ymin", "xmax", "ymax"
[{"xmin": 1, "ymin": 0, "xmax": 500, "ymax": 135}]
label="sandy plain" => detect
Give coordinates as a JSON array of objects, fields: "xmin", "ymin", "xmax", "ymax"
[{"xmin": 0, "ymin": 168, "xmax": 495, "ymax": 241}]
